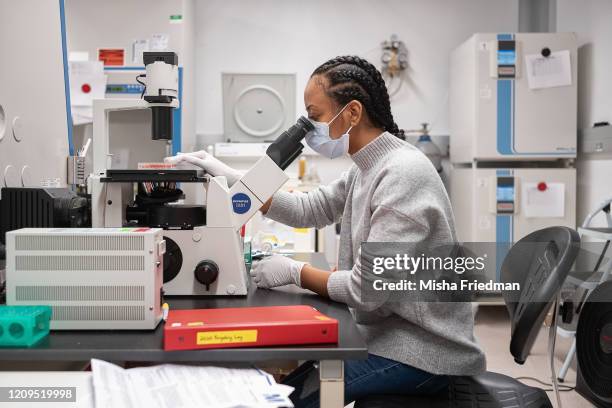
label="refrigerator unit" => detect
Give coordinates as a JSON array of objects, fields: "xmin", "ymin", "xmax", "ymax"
[{"xmin": 449, "ymin": 33, "xmax": 578, "ymax": 285}]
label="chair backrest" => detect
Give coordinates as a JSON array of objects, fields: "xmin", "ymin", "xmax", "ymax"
[{"xmin": 500, "ymin": 226, "xmax": 580, "ymax": 364}]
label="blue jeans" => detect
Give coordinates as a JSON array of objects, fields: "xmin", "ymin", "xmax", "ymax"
[{"xmin": 282, "ymin": 354, "xmax": 449, "ymax": 408}]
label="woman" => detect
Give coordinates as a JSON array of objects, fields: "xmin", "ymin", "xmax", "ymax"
[{"xmin": 167, "ymin": 56, "xmax": 485, "ymax": 407}]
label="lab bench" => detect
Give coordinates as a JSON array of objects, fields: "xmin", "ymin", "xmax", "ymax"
[{"xmin": 0, "ymin": 253, "xmax": 367, "ymax": 408}]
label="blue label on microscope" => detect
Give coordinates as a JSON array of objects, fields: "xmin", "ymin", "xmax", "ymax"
[{"xmin": 232, "ymin": 193, "xmax": 251, "ymax": 214}]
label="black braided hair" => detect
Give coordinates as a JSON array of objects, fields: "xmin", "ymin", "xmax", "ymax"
[{"xmin": 312, "ymin": 55, "xmax": 404, "ymax": 139}]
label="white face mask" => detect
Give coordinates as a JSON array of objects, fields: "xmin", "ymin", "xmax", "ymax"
[{"xmin": 305, "ymin": 104, "xmax": 353, "ymax": 159}]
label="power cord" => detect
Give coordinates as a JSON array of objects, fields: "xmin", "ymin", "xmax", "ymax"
[
  {"xmin": 136, "ymin": 74, "xmax": 147, "ymax": 98},
  {"xmin": 515, "ymin": 376, "xmax": 576, "ymax": 392},
  {"xmin": 0, "ymin": 242, "xmax": 5, "ymax": 304},
  {"xmin": 101, "ymin": 183, "xmax": 108, "ymax": 224}
]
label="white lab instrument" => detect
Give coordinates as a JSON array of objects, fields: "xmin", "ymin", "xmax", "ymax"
[
  {"xmin": 451, "ymin": 168, "xmax": 576, "ymax": 243},
  {"xmin": 450, "ymin": 33, "xmax": 577, "ymax": 162},
  {"xmin": 5, "ymin": 228, "xmax": 165, "ymax": 330},
  {"xmin": 86, "ymin": 53, "xmax": 179, "ymax": 177},
  {"xmin": 89, "ymin": 61, "xmax": 313, "ymax": 295},
  {"xmin": 449, "ymin": 33, "xmax": 578, "ymax": 261},
  {"xmin": 70, "ymin": 63, "xmax": 187, "ymax": 179}
]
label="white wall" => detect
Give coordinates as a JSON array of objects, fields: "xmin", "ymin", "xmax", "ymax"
[
  {"xmin": 557, "ymin": 0, "xmax": 612, "ymax": 226},
  {"xmin": 194, "ymin": 0, "xmax": 519, "ymax": 141},
  {"xmin": 557, "ymin": 0, "xmax": 612, "ymax": 130},
  {"xmin": 65, "ymin": 0, "xmax": 188, "ymax": 65}
]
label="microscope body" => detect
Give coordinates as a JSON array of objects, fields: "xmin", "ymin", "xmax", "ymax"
[
  {"xmin": 90, "ymin": 145, "xmax": 291, "ymax": 296},
  {"xmin": 89, "ymin": 52, "xmax": 313, "ymax": 296},
  {"xmin": 162, "ymin": 155, "xmax": 289, "ymax": 295}
]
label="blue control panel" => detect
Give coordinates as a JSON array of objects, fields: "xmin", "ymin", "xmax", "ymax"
[
  {"xmin": 106, "ymin": 84, "xmax": 144, "ymax": 94},
  {"xmin": 497, "ymin": 50, "xmax": 516, "ymax": 66},
  {"xmin": 496, "ymin": 185, "xmax": 514, "ymax": 202},
  {"xmin": 496, "ymin": 40, "xmax": 516, "ymax": 78},
  {"xmin": 496, "ymin": 176, "xmax": 515, "ymax": 214}
]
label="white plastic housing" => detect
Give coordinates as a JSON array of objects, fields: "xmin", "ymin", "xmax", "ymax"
[
  {"xmin": 6, "ymin": 228, "xmax": 164, "ymax": 330},
  {"xmin": 145, "ymin": 61, "xmax": 178, "ymax": 99}
]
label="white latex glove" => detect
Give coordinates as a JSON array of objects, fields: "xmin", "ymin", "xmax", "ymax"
[
  {"xmin": 250, "ymin": 255, "xmax": 306, "ymax": 289},
  {"xmin": 164, "ymin": 150, "xmax": 243, "ymax": 186}
]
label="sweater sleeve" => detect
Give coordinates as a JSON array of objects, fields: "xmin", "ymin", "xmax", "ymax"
[{"xmin": 264, "ymin": 171, "xmax": 350, "ymax": 229}]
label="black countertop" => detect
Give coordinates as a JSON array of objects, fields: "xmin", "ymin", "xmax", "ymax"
[{"xmin": 0, "ymin": 253, "xmax": 367, "ymax": 362}]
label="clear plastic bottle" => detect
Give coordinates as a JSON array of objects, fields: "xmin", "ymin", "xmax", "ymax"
[{"xmin": 414, "ymin": 123, "xmax": 442, "ymax": 172}]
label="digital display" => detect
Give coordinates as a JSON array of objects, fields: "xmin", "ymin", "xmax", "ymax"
[
  {"xmin": 496, "ymin": 186, "xmax": 514, "ymax": 202},
  {"xmin": 496, "ymin": 176, "xmax": 515, "ymax": 214},
  {"xmin": 106, "ymin": 84, "xmax": 144, "ymax": 94},
  {"xmin": 497, "ymin": 40, "xmax": 517, "ymax": 78},
  {"xmin": 497, "ymin": 50, "xmax": 516, "ymax": 66}
]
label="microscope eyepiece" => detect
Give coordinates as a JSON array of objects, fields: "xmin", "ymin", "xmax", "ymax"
[
  {"xmin": 151, "ymin": 106, "xmax": 174, "ymax": 140},
  {"xmin": 294, "ymin": 116, "xmax": 315, "ymax": 134},
  {"xmin": 266, "ymin": 116, "xmax": 315, "ymax": 170}
]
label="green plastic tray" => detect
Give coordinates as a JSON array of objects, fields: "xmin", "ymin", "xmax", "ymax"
[{"xmin": 0, "ymin": 305, "xmax": 51, "ymax": 347}]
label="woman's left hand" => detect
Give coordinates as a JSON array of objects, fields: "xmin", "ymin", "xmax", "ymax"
[{"xmin": 250, "ymin": 255, "xmax": 306, "ymax": 288}]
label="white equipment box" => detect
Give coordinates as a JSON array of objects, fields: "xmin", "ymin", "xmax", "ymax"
[
  {"xmin": 451, "ymin": 167, "xmax": 576, "ymax": 242},
  {"xmin": 450, "ymin": 33, "xmax": 578, "ymax": 163},
  {"xmin": 6, "ymin": 228, "xmax": 165, "ymax": 330}
]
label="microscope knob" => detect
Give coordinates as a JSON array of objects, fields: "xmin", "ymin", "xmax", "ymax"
[{"xmin": 194, "ymin": 260, "xmax": 219, "ymax": 291}]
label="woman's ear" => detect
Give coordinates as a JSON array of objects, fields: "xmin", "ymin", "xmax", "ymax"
[{"xmin": 347, "ymin": 100, "xmax": 363, "ymax": 127}]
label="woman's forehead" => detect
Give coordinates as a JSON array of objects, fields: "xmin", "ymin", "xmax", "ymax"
[{"xmin": 305, "ymin": 75, "xmax": 334, "ymax": 111}]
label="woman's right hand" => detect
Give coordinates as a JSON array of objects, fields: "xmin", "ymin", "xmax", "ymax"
[{"xmin": 164, "ymin": 150, "xmax": 243, "ymax": 186}]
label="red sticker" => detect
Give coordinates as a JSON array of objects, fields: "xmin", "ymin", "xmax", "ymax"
[{"xmin": 98, "ymin": 48, "xmax": 125, "ymax": 66}]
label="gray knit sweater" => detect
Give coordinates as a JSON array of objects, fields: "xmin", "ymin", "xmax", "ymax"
[{"xmin": 265, "ymin": 132, "xmax": 486, "ymax": 375}]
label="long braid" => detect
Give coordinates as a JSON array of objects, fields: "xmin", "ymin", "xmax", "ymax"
[{"xmin": 312, "ymin": 56, "xmax": 404, "ymax": 139}]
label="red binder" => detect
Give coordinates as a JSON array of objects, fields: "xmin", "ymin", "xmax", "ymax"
[{"xmin": 163, "ymin": 305, "xmax": 338, "ymax": 351}]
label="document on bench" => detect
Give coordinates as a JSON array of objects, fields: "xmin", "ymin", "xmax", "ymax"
[{"xmin": 91, "ymin": 359, "xmax": 294, "ymax": 408}]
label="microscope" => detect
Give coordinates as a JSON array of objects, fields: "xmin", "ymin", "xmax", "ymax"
[{"xmin": 89, "ymin": 51, "xmax": 314, "ymax": 296}]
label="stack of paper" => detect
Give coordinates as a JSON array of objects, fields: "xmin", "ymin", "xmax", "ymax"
[
  {"xmin": 524, "ymin": 50, "xmax": 572, "ymax": 90},
  {"xmin": 91, "ymin": 359, "xmax": 294, "ymax": 408}
]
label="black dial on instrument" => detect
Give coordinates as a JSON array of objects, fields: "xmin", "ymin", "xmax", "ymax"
[
  {"xmin": 162, "ymin": 236, "xmax": 182, "ymax": 283},
  {"xmin": 194, "ymin": 260, "xmax": 219, "ymax": 290}
]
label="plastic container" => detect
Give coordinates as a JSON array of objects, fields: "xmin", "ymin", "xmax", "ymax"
[{"xmin": 0, "ymin": 305, "xmax": 51, "ymax": 347}]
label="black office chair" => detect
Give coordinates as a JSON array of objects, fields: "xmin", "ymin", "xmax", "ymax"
[{"xmin": 355, "ymin": 226, "xmax": 580, "ymax": 408}]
